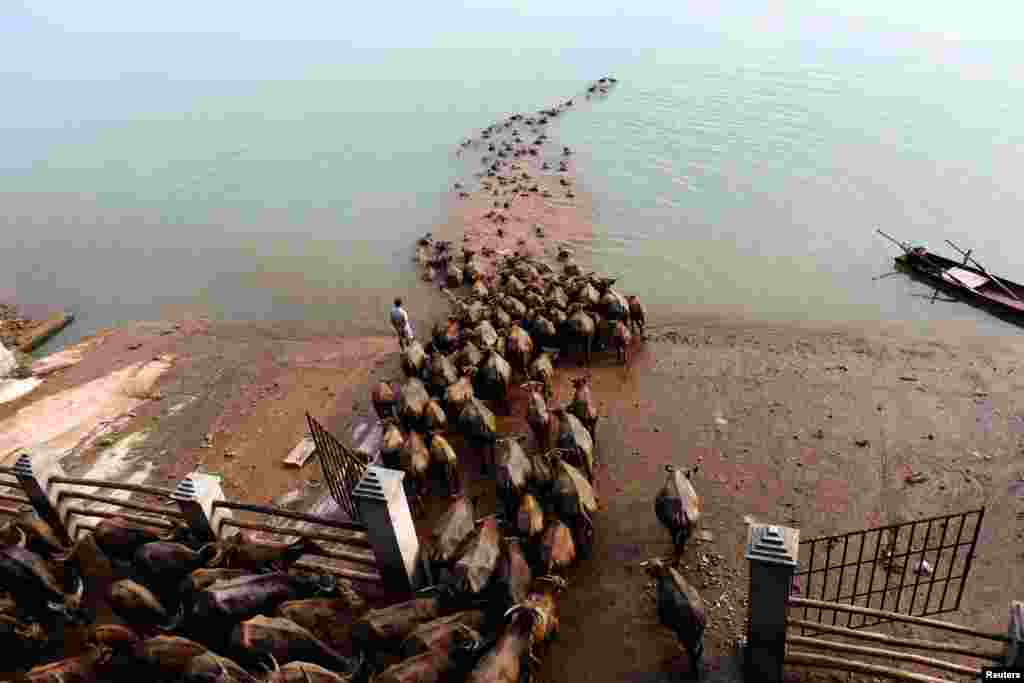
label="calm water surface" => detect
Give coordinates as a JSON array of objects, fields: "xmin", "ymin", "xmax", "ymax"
[{"xmin": 3, "ymin": 43, "xmax": 1024, "ymax": 350}]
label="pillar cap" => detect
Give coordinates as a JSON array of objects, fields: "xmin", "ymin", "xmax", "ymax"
[
  {"xmin": 745, "ymin": 523, "xmax": 799, "ymax": 566},
  {"xmin": 171, "ymin": 476, "xmax": 197, "ymax": 502},
  {"xmin": 13, "ymin": 452, "xmax": 33, "ymax": 477},
  {"xmin": 353, "ymin": 465, "xmax": 405, "ymax": 503}
]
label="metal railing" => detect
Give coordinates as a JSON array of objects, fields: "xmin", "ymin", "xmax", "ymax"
[
  {"xmin": 307, "ymin": 412, "xmax": 367, "ymax": 521},
  {"xmin": 785, "ymin": 596, "xmax": 1007, "ymax": 681},
  {"xmin": 49, "ymin": 475, "xmax": 186, "ymax": 532},
  {"xmin": 0, "ymin": 466, "xmax": 30, "ymax": 516},
  {"xmin": 792, "ymin": 509, "xmax": 984, "ymax": 633},
  {"xmin": 210, "ymin": 499, "xmax": 380, "ymax": 585}
]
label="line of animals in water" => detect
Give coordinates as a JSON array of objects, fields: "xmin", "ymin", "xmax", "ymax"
[
  {"xmin": 0, "ymin": 78, "xmax": 707, "ymax": 682},
  {"xmin": 452, "ymin": 76, "xmax": 618, "ymax": 216}
]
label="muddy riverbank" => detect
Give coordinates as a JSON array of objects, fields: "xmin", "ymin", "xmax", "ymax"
[{"xmin": 2, "ymin": 314, "xmax": 1020, "ymax": 681}]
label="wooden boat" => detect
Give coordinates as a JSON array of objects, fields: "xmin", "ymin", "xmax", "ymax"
[{"xmin": 895, "ymin": 246, "xmax": 1024, "ymax": 316}]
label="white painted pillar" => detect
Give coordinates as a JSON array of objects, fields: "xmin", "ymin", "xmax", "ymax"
[
  {"xmin": 172, "ymin": 472, "xmax": 230, "ymax": 541},
  {"xmin": 353, "ymin": 466, "xmax": 425, "ymax": 594},
  {"xmin": 13, "ymin": 452, "xmax": 71, "ymax": 544},
  {"xmin": 745, "ymin": 522, "xmax": 800, "ymax": 683}
]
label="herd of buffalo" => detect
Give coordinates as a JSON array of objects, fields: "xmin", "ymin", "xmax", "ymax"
[{"xmin": 0, "ymin": 78, "xmax": 710, "ymax": 682}]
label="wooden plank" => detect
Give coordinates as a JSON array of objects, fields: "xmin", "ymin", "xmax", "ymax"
[
  {"xmin": 786, "ymin": 651, "xmax": 955, "ymax": 683},
  {"xmin": 17, "ymin": 312, "xmax": 75, "ymax": 353},
  {"xmin": 788, "ymin": 597, "xmax": 1009, "ymax": 642},
  {"xmin": 787, "ymin": 619, "xmax": 1003, "ymax": 661},
  {"xmin": 283, "ymin": 435, "xmax": 317, "ymax": 468},
  {"xmin": 787, "ymin": 635, "xmax": 980, "ymax": 676}
]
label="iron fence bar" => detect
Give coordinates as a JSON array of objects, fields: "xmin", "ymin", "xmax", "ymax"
[
  {"xmin": 893, "ymin": 522, "xmax": 917, "ymax": 615},
  {"xmin": 921, "ymin": 519, "xmax": 948, "ymax": 614},
  {"xmin": 954, "ymin": 508, "xmax": 983, "ymax": 611},
  {"xmin": 210, "ymin": 500, "xmax": 367, "ymax": 535},
  {"xmin": 793, "ymin": 509, "xmax": 985, "ymax": 629},
  {"xmin": 938, "ymin": 512, "xmax": 968, "ymax": 613},
  {"xmin": 786, "ymin": 619, "xmax": 1004, "ymax": 661},
  {"xmin": 292, "ymin": 559, "xmax": 382, "ymax": 585},
  {"xmin": 880, "ymin": 525, "xmax": 904, "ymax": 614},
  {"xmin": 788, "ymin": 597, "xmax": 1008, "ymax": 642},
  {"xmin": 0, "ymin": 507, "xmax": 22, "ymax": 517},
  {"xmin": 795, "ymin": 536, "xmax": 979, "ymax": 576},
  {"xmin": 306, "ymin": 412, "xmax": 366, "ymax": 521},
  {"xmin": 808, "ymin": 509, "xmax": 985, "ymax": 539},
  {"xmin": 865, "ymin": 528, "xmax": 885, "ymax": 627},
  {"xmin": 832, "ymin": 534, "xmax": 851, "ymax": 626},
  {"xmin": 788, "ymin": 634, "xmax": 981, "ymax": 677},
  {"xmin": 63, "ymin": 506, "xmax": 176, "ymax": 529},
  {"xmin": 0, "ymin": 494, "xmax": 30, "ymax": 506},
  {"xmin": 0, "ymin": 467, "xmax": 18, "ymax": 475},
  {"xmin": 48, "ymin": 477, "xmax": 177, "ymax": 500},
  {"xmin": 824, "ymin": 573, "xmax": 972, "ymax": 606},
  {"xmin": 55, "ymin": 491, "xmax": 186, "ymax": 519},
  {"xmin": 803, "ymin": 539, "xmax": 816, "ymax": 627},
  {"xmin": 218, "ymin": 519, "xmax": 376, "ymax": 567},
  {"xmin": 906, "ymin": 519, "xmax": 933, "ymax": 616},
  {"xmin": 214, "ymin": 518, "xmax": 372, "ymax": 550},
  {"xmin": 818, "ymin": 540, "xmax": 832, "ymax": 625},
  {"xmin": 847, "ymin": 529, "xmax": 868, "ymax": 628}
]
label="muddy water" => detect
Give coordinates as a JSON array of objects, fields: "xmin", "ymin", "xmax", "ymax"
[{"xmin": 4, "ymin": 43, "xmax": 1024, "ymax": 355}]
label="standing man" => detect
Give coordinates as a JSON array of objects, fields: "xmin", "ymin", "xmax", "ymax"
[{"xmin": 390, "ymin": 298, "xmax": 414, "ymax": 350}]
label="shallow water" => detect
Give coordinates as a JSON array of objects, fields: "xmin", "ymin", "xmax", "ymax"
[{"xmin": 4, "ymin": 40, "xmax": 1024, "ymax": 351}]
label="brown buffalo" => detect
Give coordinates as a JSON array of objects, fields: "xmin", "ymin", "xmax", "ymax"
[
  {"xmin": 522, "ymin": 382, "xmax": 552, "ymax": 452},
  {"xmin": 626, "ymin": 294, "xmax": 646, "ymax": 334},
  {"xmin": 371, "ymin": 381, "xmax": 397, "ymax": 420},
  {"xmin": 612, "ymin": 319, "xmax": 633, "ymax": 364},
  {"xmin": 567, "ymin": 375, "xmax": 598, "ymax": 440}
]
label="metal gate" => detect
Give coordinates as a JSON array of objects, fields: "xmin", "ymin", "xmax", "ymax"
[
  {"xmin": 306, "ymin": 412, "xmax": 368, "ymax": 521},
  {"xmin": 792, "ymin": 509, "xmax": 985, "ymax": 633}
]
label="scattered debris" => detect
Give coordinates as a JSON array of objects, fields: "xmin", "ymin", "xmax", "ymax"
[
  {"xmin": 905, "ymin": 472, "xmax": 929, "ymax": 485},
  {"xmin": 855, "ymin": 439, "xmax": 870, "ymax": 448},
  {"xmin": 912, "ymin": 559, "xmax": 933, "ymax": 576}
]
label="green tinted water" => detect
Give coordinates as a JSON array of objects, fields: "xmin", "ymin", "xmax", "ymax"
[{"xmin": 4, "ymin": 44, "xmax": 1024, "ymax": 349}]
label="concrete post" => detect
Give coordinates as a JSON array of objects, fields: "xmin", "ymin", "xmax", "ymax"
[
  {"xmin": 1007, "ymin": 601, "xmax": 1023, "ymax": 668},
  {"xmin": 13, "ymin": 452, "xmax": 71, "ymax": 545},
  {"xmin": 353, "ymin": 466, "xmax": 424, "ymax": 594},
  {"xmin": 745, "ymin": 522, "xmax": 800, "ymax": 683},
  {"xmin": 172, "ymin": 472, "xmax": 230, "ymax": 541}
]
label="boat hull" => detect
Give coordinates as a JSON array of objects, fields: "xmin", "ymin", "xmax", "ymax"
[{"xmin": 895, "ymin": 250, "xmax": 1024, "ymax": 323}]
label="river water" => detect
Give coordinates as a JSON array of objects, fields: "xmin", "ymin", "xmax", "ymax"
[{"xmin": 4, "ymin": 37, "xmax": 1024, "ymax": 350}]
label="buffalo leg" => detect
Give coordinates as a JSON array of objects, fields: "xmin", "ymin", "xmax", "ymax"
[
  {"xmin": 688, "ymin": 634, "xmax": 704, "ymax": 678},
  {"xmin": 477, "ymin": 442, "xmax": 491, "ymax": 475},
  {"xmin": 448, "ymin": 463, "xmax": 462, "ymax": 498}
]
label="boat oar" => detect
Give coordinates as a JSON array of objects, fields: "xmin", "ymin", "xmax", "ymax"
[
  {"xmin": 871, "ymin": 271, "xmax": 901, "ymax": 281},
  {"xmin": 876, "ymin": 229, "xmax": 911, "ymax": 253},
  {"xmin": 944, "ymin": 239, "xmax": 1021, "ymax": 302}
]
